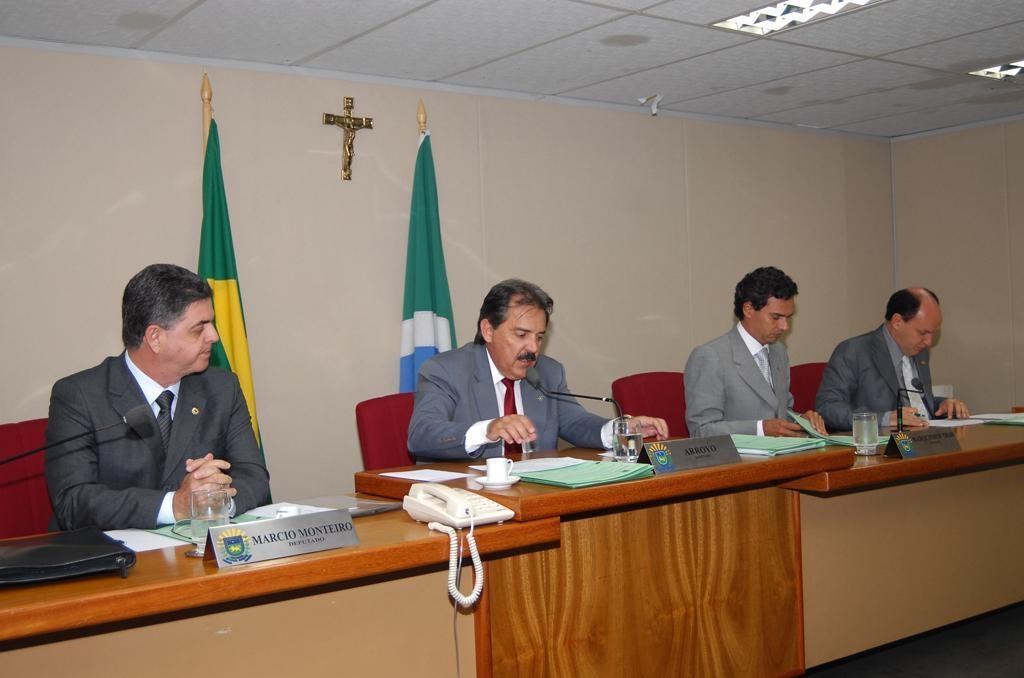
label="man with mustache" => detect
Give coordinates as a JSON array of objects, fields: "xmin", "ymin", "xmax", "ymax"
[
  {"xmin": 685, "ymin": 266, "xmax": 827, "ymax": 438},
  {"xmin": 408, "ymin": 279, "xmax": 668, "ymax": 461},
  {"xmin": 45, "ymin": 264, "xmax": 270, "ymax": 530}
]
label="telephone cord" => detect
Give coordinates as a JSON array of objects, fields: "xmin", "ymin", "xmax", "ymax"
[{"xmin": 428, "ymin": 517, "xmax": 484, "ymax": 608}]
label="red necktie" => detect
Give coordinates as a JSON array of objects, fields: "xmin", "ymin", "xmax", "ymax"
[{"xmin": 501, "ymin": 377, "xmax": 521, "ymax": 455}]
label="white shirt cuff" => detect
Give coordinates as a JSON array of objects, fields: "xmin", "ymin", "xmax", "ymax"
[
  {"xmin": 756, "ymin": 420, "xmax": 765, "ymax": 436},
  {"xmin": 157, "ymin": 492, "xmax": 175, "ymax": 526},
  {"xmin": 465, "ymin": 419, "xmax": 497, "ymax": 453},
  {"xmin": 600, "ymin": 419, "xmax": 614, "ymax": 449}
]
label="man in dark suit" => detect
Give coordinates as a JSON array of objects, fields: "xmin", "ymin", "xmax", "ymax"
[
  {"xmin": 45, "ymin": 264, "xmax": 270, "ymax": 530},
  {"xmin": 408, "ymin": 279, "xmax": 667, "ymax": 461},
  {"xmin": 816, "ymin": 287, "xmax": 969, "ymax": 432},
  {"xmin": 685, "ymin": 266, "xmax": 826, "ymax": 438}
]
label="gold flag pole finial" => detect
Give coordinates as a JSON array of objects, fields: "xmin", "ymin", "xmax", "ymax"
[
  {"xmin": 201, "ymin": 73, "xmax": 213, "ymax": 153},
  {"xmin": 417, "ymin": 99, "xmax": 427, "ymax": 135}
]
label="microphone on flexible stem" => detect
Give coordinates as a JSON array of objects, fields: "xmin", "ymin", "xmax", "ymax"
[
  {"xmin": 525, "ymin": 366, "xmax": 623, "ymax": 419},
  {"xmin": 0, "ymin": 404, "xmax": 155, "ymax": 467},
  {"xmin": 895, "ymin": 383, "xmax": 925, "ymax": 433}
]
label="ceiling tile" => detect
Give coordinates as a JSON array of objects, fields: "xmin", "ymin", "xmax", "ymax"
[
  {"xmin": 142, "ymin": 0, "xmax": 427, "ymax": 65},
  {"xmin": 837, "ymin": 97, "xmax": 1024, "ymax": 137},
  {"xmin": 645, "ymin": 0, "xmax": 774, "ymax": 26},
  {"xmin": 444, "ymin": 14, "xmax": 750, "ymax": 94},
  {"xmin": 0, "ymin": 0, "xmax": 194, "ymax": 47},
  {"xmin": 886, "ymin": 21, "xmax": 1024, "ymax": 73},
  {"xmin": 775, "ymin": 0, "xmax": 1024, "ymax": 57},
  {"xmin": 564, "ymin": 39, "xmax": 856, "ymax": 106},
  {"xmin": 305, "ymin": 0, "xmax": 623, "ymax": 80},
  {"xmin": 760, "ymin": 76, "xmax": 1012, "ymax": 128},
  {"xmin": 668, "ymin": 58, "xmax": 937, "ymax": 118}
]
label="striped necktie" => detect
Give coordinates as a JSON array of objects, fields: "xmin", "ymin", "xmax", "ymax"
[
  {"xmin": 156, "ymin": 390, "xmax": 174, "ymax": 451},
  {"xmin": 754, "ymin": 346, "xmax": 773, "ymax": 387}
]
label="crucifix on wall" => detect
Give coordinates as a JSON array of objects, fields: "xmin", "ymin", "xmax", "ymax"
[{"xmin": 323, "ymin": 96, "xmax": 374, "ymax": 181}]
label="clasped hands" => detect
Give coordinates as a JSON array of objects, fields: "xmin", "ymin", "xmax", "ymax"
[
  {"xmin": 764, "ymin": 410, "xmax": 827, "ymax": 437},
  {"xmin": 171, "ymin": 452, "xmax": 236, "ymax": 520},
  {"xmin": 486, "ymin": 414, "xmax": 670, "ymax": 448}
]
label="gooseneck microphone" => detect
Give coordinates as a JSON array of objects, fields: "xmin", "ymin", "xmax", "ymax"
[
  {"xmin": 525, "ymin": 366, "xmax": 623, "ymax": 419},
  {"xmin": 896, "ymin": 382, "xmax": 925, "ymax": 433},
  {"xmin": 0, "ymin": 404, "xmax": 155, "ymax": 468}
]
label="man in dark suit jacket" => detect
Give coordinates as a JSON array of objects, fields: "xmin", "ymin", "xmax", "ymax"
[
  {"xmin": 408, "ymin": 279, "xmax": 668, "ymax": 461},
  {"xmin": 45, "ymin": 264, "xmax": 270, "ymax": 530},
  {"xmin": 685, "ymin": 266, "xmax": 826, "ymax": 438},
  {"xmin": 816, "ymin": 287, "xmax": 969, "ymax": 432}
]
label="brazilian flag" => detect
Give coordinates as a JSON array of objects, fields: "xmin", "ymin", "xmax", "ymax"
[{"xmin": 198, "ymin": 119, "xmax": 265, "ymax": 461}]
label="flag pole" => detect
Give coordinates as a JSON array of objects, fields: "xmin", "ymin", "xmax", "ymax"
[{"xmin": 201, "ymin": 73, "xmax": 213, "ymax": 153}]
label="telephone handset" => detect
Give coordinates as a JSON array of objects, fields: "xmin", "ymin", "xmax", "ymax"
[
  {"xmin": 403, "ymin": 483, "xmax": 514, "ymax": 608},
  {"xmin": 403, "ymin": 483, "xmax": 514, "ymax": 529}
]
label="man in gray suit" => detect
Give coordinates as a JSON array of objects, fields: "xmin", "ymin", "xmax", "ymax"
[
  {"xmin": 45, "ymin": 264, "xmax": 270, "ymax": 530},
  {"xmin": 816, "ymin": 287, "xmax": 969, "ymax": 432},
  {"xmin": 685, "ymin": 267, "xmax": 826, "ymax": 438},
  {"xmin": 408, "ymin": 279, "xmax": 668, "ymax": 461}
]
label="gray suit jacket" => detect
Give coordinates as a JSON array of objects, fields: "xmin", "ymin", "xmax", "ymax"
[
  {"xmin": 684, "ymin": 327, "xmax": 794, "ymax": 438},
  {"xmin": 815, "ymin": 325, "xmax": 944, "ymax": 431},
  {"xmin": 407, "ymin": 343, "xmax": 608, "ymax": 461},
  {"xmin": 45, "ymin": 355, "xmax": 271, "ymax": 530}
]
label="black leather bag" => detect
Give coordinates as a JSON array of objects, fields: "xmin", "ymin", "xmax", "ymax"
[{"xmin": 0, "ymin": 526, "xmax": 136, "ymax": 584}]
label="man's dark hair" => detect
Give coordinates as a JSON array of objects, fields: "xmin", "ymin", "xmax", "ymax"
[
  {"xmin": 122, "ymin": 264, "xmax": 213, "ymax": 348},
  {"xmin": 474, "ymin": 279, "xmax": 554, "ymax": 344},
  {"xmin": 885, "ymin": 288, "xmax": 940, "ymax": 322},
  {"xmin": 733, "ymin": 266, "xmax": 798, "ymax": 320}
]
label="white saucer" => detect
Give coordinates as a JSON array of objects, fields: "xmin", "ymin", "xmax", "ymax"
[{"xmin": 475, "ymin": 476, "xmax": 520, "ymax": 490}]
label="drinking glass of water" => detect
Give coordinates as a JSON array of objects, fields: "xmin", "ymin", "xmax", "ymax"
[
  {"xmin": 851, "ymin": 412, "xmax": 879, "ymax": 456},
  {"xmin": 187, "ymin": 488, "xmax": 231, "ymax": 558},
  {"xmin": 612, "ymin": 417, "xmax": 644, "ymax": 462}
]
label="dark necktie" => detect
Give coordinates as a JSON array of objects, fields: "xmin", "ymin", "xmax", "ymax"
[
  {"xmin": 501, "ymin": 377, "xmax": 521, "ymax": 455},
  {"xmin": 156, "ymin": 390, "xmax": 174, "ymax": 451}
]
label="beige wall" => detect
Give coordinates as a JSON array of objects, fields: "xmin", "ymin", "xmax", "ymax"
[
  {"xmin": 893, "ymin": 121, "xmax": 1024, "ymax": 412},
  {"xmin": 0, "ymin": 45, "xmax": 892, "ymax": 499}
]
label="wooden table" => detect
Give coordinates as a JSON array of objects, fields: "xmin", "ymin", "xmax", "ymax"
[
  {"xmin": 0, "ymin": 509, "xmax": 559, "ymax": 677},
  {"xmin": 356, "ymin": 447, "xmax": 855, "ymax": 677},
  {"xmin": 781, "ymin": 424, "xmax": 1024, "ymax": 667}
]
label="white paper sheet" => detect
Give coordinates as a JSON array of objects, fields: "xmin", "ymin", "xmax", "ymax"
[
  {"xmin": 926, "ymin": 418, "xmax": 984, "ymax": 427},
  {"xmin": 379, "ymin": 469, "xmax": 472, "ymax": 481},
  {"xmin": 105, "ymin": 529, "xmax": 184, "ymax": 552},
  {"xmin": 468, "ymin": 457, "xmax": 589, "ymax": 473}
]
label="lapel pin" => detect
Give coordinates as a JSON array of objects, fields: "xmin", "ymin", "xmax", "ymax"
[{"xmin": 192, "ymin": 407, "xmax": 200, "ymax": 415}]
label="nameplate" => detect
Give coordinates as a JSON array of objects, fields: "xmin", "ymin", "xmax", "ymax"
[
  {"xmin": 205, "ymin": 509, "xmax": 359, "ymax": 567},
  {"xmin": 638, "ymin": 435, "xmax": 740, "ymax": 474},
  {"xmin": 884, "ymin": 428, "xmax": 961, "ymax": 459}
]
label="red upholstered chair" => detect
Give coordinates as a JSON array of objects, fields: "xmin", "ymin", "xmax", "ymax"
[
  {"xmin": 611, "ymin": 372, "xmax": 688, "ymax": 438},
  {"xmin": 0, "ymin": 418, "xmax": 53, "ymax": 539},
  {"xmin": 790, "ymin": 362, "xmax": 827, "ymax": 414},
  {"xmin": 355, "ymin": 393, "xmax": 415, "ymax": 470}
]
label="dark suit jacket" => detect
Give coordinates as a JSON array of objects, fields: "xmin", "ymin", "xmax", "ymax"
[
  {"xmin": 407, "ymin": 343, "xmax": 608, "ymax": 461},
  {"xmin": 815, "ymin": 325, "xmax": 944, "ymax": 431},
  {"xmin": 45, "ymin": 355, "xmax": 271, "ymax": 530},
  {"xmin": 684, "ymin": 326, "xmax": 794, "ymax": 437}
]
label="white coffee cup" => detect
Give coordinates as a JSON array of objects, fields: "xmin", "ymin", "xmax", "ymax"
[{"xmin": 485, "ymin": 457, "xmax": 514, "ymax": 483}]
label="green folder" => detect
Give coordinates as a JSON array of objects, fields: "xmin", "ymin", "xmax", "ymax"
[
  {"xmin": 788, "ymin": 410, "xmax": 888, "ymax": 447},
  {"xmin": 147, "ymin": 513, "xmax": 262, "ymax": 543},
  {"xmin": 731, "ymin": 434, "xmax": 826, "ymax": 456},
  {"xmin": 516, "ymin": 460, "xmax": 654, "ymax": 488},
  {"xmin": 984, "ymin": 415, "xmax": 1024, "ymax": 426}
]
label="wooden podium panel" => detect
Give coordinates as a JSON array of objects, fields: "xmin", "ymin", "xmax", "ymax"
[{"xmin": 486, "ymin": 488, "xmax": 803, "ymax": 677}]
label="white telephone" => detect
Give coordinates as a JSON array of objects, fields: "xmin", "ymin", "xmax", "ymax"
[
  {"xmin": 403, "ymin": 483, "xmax": 514, "ymax": 608},
  {"xmin": 403, "ymin": 483, "xmax": 514, "ymax": 528}
]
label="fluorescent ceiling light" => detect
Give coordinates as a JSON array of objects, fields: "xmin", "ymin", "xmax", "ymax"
[
  {"xmin": 713, "ymin": 0, "xmax": 878, "ymax": 36},
  {"xmin": 967, "ymin": 59, "xmax": 1024, "ymax": 81}
]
